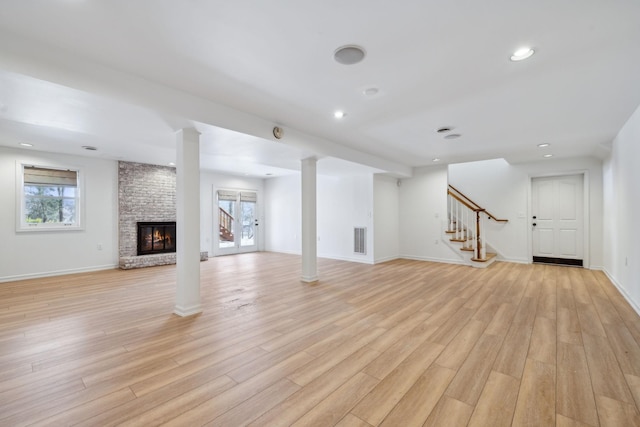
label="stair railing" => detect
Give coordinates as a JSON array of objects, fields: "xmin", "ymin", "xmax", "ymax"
[{"xmin": 447, "ymin": 185, "xmax": 508, "ymax": 261}]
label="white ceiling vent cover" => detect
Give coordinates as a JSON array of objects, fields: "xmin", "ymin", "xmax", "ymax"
[{"xmin": 354, "ymin": 227, "xmax": 367, "ymax": 255}]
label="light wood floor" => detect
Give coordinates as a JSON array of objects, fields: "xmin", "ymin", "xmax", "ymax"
[{"xmin": 1, "ymin": 253, "xmax": 640, "ymax": 426}]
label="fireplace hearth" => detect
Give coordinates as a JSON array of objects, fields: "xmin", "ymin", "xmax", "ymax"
[{"xmin": 137, "ymin": 222, "xmax": 176, "ymax": 255}]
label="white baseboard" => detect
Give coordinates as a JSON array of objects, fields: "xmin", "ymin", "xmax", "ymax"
[
  {"xmin": 374, "ymin": 255, "xmax": 401, "ymax": 264},
  {"xmin": 263, "ymin": 249, "xmax": 300, "ymax": 256},
  {"xmin": 399, "ymin": 254, "xmax": 467, "ymax": 266},
  {"xmin": 603, "ymin": 268, "xmax": 640, "ymax": 317},
  {"xmin": 173, "ymin": 304, "xmax": 203, "ymax": 317},
  {"xmin": 495, "ymin": 257, "xmax": 530, "ymax": 264},
  {"xmin": 0, "ymin": 264, "xmax": 119, "ymax": 283},
  {"xmin": 318, "ymin": 254, "xmax": 374, "ymax": 265}
]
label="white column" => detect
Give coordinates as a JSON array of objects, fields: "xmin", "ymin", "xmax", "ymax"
[
  {"xmin": 301, "ymin": 157, "xmax": 318, "ymax": 282},
  {"xmin": 174, "ymin": 128, "xmax": 202, "ymax": 316}
]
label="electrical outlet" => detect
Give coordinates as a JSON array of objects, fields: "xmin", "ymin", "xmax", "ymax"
[{"xmin": 97, "ymin": 243, "xmax": 103, "ymax": 251}]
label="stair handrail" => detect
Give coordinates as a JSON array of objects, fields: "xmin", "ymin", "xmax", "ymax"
[
  {"xmin": 448, "ymin": 191, "xmax": 483, "ymax": 213},
  {"xmin": 448, "ymin": 184, "xmax": 508, "ymax": 222}
]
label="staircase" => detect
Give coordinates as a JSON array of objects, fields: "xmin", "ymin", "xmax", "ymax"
[
  {"xmin": 218, "ymin": 207, "xmax": 234, "ymax": 242},
  {"xmin": 445, "ymin": 184, "xmax": 508, "ymax": 268}
]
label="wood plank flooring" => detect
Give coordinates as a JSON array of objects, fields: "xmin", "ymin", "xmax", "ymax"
[{"xmin": 1, "ymin": 252, "xmax": 640, "ymax": 426}]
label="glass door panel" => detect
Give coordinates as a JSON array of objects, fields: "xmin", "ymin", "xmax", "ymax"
[
  {"xmin": 240, "ymin": 200, "xmax": 256, "ymax": 248},
  {"xmin": 215, "ymin": 189, "xmax": 257, "ymax": 255},
  {"xmin": 217, "ymin": 196, "xmax": 236, "ymax": 252}
]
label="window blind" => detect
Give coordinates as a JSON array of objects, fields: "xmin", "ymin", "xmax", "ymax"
[
  {"xmin": 217, "ymin": 190, "xmax": 238, "ymax": 201},
  {"xmin": 24, "ymin": 166, "xmax": 77, "ymax": 186},
  {"xmin": 240, "ymin": 192, "xmax": 257, "ymax": 203}
]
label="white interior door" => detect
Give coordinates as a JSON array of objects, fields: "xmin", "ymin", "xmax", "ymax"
[
  {"xmin": 531, "ymin": 175, "xmax": 584, "ymax": 265},
  {"xmin": 215, "ymin": 189, "xmax": 258, "ymax": 256}
]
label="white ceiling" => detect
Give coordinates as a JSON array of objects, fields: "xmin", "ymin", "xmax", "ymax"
[{"xmin": 0, "ymin": 1, "xmax": 639, "ymax": 178}]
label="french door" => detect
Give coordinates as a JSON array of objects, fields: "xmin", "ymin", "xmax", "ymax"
[
  {"xmin": 531, "ymin": 174, "xmax": 584, "ymax": 266},
  {"xmin": 216, "ymin": 189, "xmax": 258, "ymax": 255}
]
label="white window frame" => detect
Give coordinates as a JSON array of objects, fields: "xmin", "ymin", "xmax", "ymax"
[{"xmin": 16, "ymin": 161, "xmax": 85, "ymax": 232}]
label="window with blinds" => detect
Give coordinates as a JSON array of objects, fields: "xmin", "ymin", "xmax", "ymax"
[{"xmin": 18, "ymin": 164, "xmax": 82, "ymax": 231}]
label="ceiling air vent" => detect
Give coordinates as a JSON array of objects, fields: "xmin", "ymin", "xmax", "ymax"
[{"xmin": 354, "ymin": 227, "xmax": 367, "ymax": 255}]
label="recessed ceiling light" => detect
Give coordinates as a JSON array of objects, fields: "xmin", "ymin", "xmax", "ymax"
[
  {"xmin": 82, "ymin": 145, "xmax": 98, "ymax": 151},
  {"xmin": 444, "ymin": 134, "xmax": 461, "ymax": 140},
  {"xmin": 537, "ymin": 143, "xmax": 550, "ymax": 148},
  {"xmin": 510, "ymin": 47, "xmax": 535, "ymax": 61},
  {"xmin": 363, "ymin": 87, "xmax": 379, "ymax": 96},
  {"xmin": 19, "ymin": 142, "xmax": 33, "ymax": 147},
  {"xmin": 334, "ymin": 45, "xmax": 366, "ymax": 65},
  {"xmin": 168, "ymin": 162, "xmax": 176, "ymax": 166},
  {"xmin": 543, "ymin": 154, "xmax": 553, "ymax": 158},
  {"xmin": 432, "ymin": 158, "xmax": 441, "ymax": 162},
  {"xmin": 334, "ymin": 110, "xmax": 346, "ymax": 119}
]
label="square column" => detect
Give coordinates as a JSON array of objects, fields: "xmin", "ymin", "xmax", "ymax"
[
  {"xmin": 174, "ymin": 128, "xmax": 202, "ymax": 316},
  {"xmin": 301, "ymin": 157, "xmax": 318, "ymax": 282}
]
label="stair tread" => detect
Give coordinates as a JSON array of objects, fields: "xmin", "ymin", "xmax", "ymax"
[{"xmin": 471, "ymin": 253, "xmax": 497, "ymax": 262}]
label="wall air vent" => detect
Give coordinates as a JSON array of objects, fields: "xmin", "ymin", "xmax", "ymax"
[{"xmin": 354, "ymin": 227, "xmax": 367, "ymax": 255}]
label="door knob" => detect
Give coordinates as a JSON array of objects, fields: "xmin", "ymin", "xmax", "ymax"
[
  {"xmin": 532, "ymin": 215, "xmax": 537, "ymax": 219},
  {"xmin": 532, "ymin": 223, "xmax": 537, "ymax": 227}
]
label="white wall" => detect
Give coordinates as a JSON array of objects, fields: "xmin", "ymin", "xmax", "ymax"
[
  {"xmin": 264, "ymin": 174, "xmax": 301, "ymax": 255},
  {"xmin": 373, "ymin": 174, "xmax": 400, "ymax": 263},
  {"xmin": 603, "ymin": 104, "xmax": 640, "ymax": 313},
  {"xmin": 318, "ymin": 174, "xmax": 374, "ymax": 263},
  {"xmin": 448, "ymin": 156, "xmax": 603, "ymax": 267},
  {"xmin": 0, "ymin": 147, "xmax": 119, "ymax": 281},
  {"xmin": 398, "ymin": 165, "xmax": 459, "ymax": 263},
  {"xmin": 264, "ymin": 172, "xmax": 375, "ymax": 263},
  {"xmin": 200, "ymin": 171, "xmax": 265, "ymax": 256}
]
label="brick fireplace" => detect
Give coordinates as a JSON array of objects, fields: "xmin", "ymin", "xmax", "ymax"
[{"xmin": 118, "ymin": 161, "xmax": 206, "ymax": 269}]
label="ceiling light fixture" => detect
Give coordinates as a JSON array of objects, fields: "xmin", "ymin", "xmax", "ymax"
[
  {"xmin": 334, "ymin": 110, "xmax": 346, "ymax": 119},
  {"xmin": 537, "ymin": 143, "xmax": 550, "ymax": 148},
  {"xmin": 334, "ymin": 45, "xmax": 366, "ymax": 65},
  {"xmin": 510, "ymin": 47, "xmax": 535, "ymax": 61},
  {"xmin": 168, "ymin": 162, "xmax": 176, "ymax": 166},
  {"xmin": 19, "ymin": 142, "xmax": 33, "ymax": 147},
  {"xmin": 363, "ymin": 87, "xmax": 379, "ymax": 96},
  {"xmin": 444, "ymin": 134, "xmax": 461, "ymax": 140},
  {"xmin": 436, "ymin": 127, "xmax": 452, "ymax": 133},
  {"xmin": 543, "ymin": 154, "xmax": 553, "ymax": 158},
  {"xmin": 432, "ymin": 158, "xmax": 441, "ymax": 162}
]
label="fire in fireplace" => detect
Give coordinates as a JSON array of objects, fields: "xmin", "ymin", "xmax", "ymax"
[{"xmin": 137, "ymin": 222, "xmax": 176, "ymax": 255}]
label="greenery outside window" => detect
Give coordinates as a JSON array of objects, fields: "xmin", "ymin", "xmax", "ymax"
[{"xmin": 17, "ymin": 163, "xmax": 83, "ymax": 231}]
